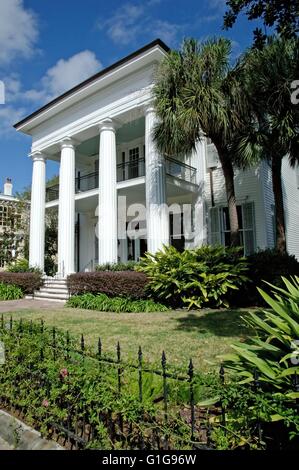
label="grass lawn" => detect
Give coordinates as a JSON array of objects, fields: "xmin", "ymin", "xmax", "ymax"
[{"xmin": 0, "ymin": 305, "xmax": 256, "ymax": 372}]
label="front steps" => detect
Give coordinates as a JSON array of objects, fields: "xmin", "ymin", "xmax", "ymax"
[{"xmin": 26, "ymin": 278, "xmax": 70, "ymax": 302}]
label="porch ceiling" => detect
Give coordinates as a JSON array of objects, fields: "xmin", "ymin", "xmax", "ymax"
[{"xmin": 76, "ymin": 117, "xmax": 145, "ymax": 157}]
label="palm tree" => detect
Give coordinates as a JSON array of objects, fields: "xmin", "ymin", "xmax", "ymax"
[
  {"xmin": 153, "ymin": 38, "xmax": 258, "ymax": 246},
  {"xmin": 242, "ymin": 37, "xmax": 299, "ymax": 252}
]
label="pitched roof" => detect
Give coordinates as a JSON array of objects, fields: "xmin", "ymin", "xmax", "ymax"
[{"xmin": 14, "ymin": 39, "xmax": 169, "ymax": 130}]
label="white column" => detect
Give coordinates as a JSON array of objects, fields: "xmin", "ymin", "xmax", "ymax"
[
  {"xmin": 29, "ymin": 151, "xmax": 46, "ymax": 271},
  {"xmin": 119, "ymin": 239, "xmax": 128, "ymax": 263},
  {"xmin": 134, "ymin": 238, "xmax": 141, "ymax": 261},
  {"xmin": 57, "ymin": 137, "xmax": 76, "ymax": 276},
  {"xmin": 145, "ymin": 106, "xmax": 169, "ymax": 254},
  {"xmin": 98, "ymin": 118, "xmax": 118, "ymax": 264}
]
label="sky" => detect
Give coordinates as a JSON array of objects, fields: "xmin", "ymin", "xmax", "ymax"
[{"xmin": 0, "ymin": 0, "xmax": 264, "ymax": 194}]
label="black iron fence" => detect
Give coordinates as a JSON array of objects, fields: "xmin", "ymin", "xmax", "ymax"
[{"xmin": 0, "ymin": 317, "xmax": 222, "ymax": 450}]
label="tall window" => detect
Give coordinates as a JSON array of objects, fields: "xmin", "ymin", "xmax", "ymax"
[
  {"xmin": 210, "ymin": 202, "xmax": 256, "ymax": 255},
  {"xmin": 129, "ymin": 147, "xmax": 139, "ymax": 179}
]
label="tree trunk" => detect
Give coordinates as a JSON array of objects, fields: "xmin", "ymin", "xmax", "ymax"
[
  {"xmin": 271, "ymin": 156, "xmax": 286, "ymax": 253},
  {"xmin": 218, "ymin": 150, "xmax": 240, "ymax": 246}
]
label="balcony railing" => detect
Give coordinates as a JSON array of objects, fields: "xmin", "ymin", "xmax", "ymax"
[
  {"xmin": 165, "ymin": 157, "xmax": 197, "ymax": 184},
  {"xmin": 46, "ymin": 184, "xmax": 59, "ymax": 202},
  {"xmin": 117, "ymin": 158, "xmax": 145, "ymax": 182},
  {"xmin": 46, "ymin": 157, "xmax": 197, "ymax": 202},
  {"xmin": 75, "ymin": 171, "xmax": 98, "ymax": 193}
]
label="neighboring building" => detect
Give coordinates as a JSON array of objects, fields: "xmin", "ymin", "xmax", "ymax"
[
  {"xmin": 13, "ymin": 39, "xmax": 299, "ymax": 278},
  {"xmin": 0, "ymin": 179, "xmax": 29, "ymax": 269}
]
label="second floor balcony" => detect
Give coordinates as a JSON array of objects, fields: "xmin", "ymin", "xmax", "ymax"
[{"xmin": 46, "ymin": 156, "xmax": 197, "ymax": 202}]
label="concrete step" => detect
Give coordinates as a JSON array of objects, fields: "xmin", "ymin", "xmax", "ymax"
[
  {"xmin": 39, "ymin": 287, "xmax": 69, "ymax": 294},
  {"xmin": 34, "ymin": 291, "xmax": 69, "ymax": 301},
  {"xmin": 43, "ymin": 283, "xmax": 68, "ymax": 289}
]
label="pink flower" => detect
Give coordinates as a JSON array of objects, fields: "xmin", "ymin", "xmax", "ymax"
[
  {"xmin": 42, "ymin": 399, "xmax": 49, "ymax": 408},
  {"xmin": 60, "ymin": 367, "xmax": 68, "ymax": 379}
]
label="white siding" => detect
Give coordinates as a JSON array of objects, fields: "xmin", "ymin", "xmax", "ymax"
[
  {"xmin": 282, "ymin": 159, "xmax": 299, "ymax": 260},
  {"xmin": 259, "ymin": 160, "xmax": 275, "ymax": 248},
  {"xmin": 204, "ymin": 160, "xmax": 268, "ymax": 250}
]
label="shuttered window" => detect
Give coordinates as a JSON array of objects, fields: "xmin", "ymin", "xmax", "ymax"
[{"xmin": 209, "ymin": 202, "xmax": 256, "ymax": 255}]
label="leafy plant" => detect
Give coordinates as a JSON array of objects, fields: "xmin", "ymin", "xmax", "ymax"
[
  {"xmin": 137, "ymin": 245, "xmax": 248, "ymax": 309},
  {"xmin": 237, "ymin": 249, "xmax": 299, "ymax": 306},
  {"xmin": 6, "ymin": 258, "xmax": 42, "ymax": 274},
  {"xmin": 223, "ymin": 276, "xmax": 299, "ymax": 395},
  {"xmin": 96, "ymin": 261, "xmax": 138, "ymax": 272},
  {"xmin": 66, "ymin": 293, "xmax": 168, "ymax": 313},
  {"xmin": 0, "ymin": 283, "xmax": 23, "ymax": 300}
]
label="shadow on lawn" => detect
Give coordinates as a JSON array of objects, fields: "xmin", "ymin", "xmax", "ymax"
[{"xmin": 174, "ymin": 309, "xmax": 255, "ymax": 337}]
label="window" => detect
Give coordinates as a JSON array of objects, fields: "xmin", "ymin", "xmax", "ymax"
[
  {"xmin": 0, "ymin": 204, "xmax": 20, "ymax": 229},
  {"xmin": 129, "ymin": 147, "xmax": 139, "ymax": 179},
  {"xmin": 209, "ymin": 202, "xmax": 256, "ymax": 255}
]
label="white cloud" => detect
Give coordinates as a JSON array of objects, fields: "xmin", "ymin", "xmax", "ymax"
[
  {"xmin": 97, "ymin": 2, "xmax": 182, "ymax": 47},
  {"xmin": 40, "ymin": 50, "xmax": 102, "ymax": 99},
  {"xmin": 0, "ymin": 51, "xmax": 101, "ymax": 136},
  {"xmin": 0, "ymin": 106, "xmax": 25, "ymax": 137},
  {"xmin": 98, "ymin": 4, "xmax": 144, "ymax": 45},
  {"xmin": 150, "ymin": 20, "xmax": 182, "ymax": 45},
  {"xmin": 0, "ymin": 0, "xmax": 38, "ymax": 65},
  {"xmin": 22, "ymin": 50, "xmax": 102, "ymax": 104}
]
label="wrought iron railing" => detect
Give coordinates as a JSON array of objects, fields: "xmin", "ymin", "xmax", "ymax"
[
  {"xmin": 75, "ymin": 171, "xmax": 98, "ymax": 193},
  {"xmin": 165, "ymin": 157, "xmax": 197, "ymax": 184},
  {"xmin": 46, "ymin": 172, "xmax": 98, "ymax": 202},
  {"xmin": 45, "ymin": 156, "xmax": 196, "ymax": 202},
  {"xmin": 46, "ymin": 184, "xmax": 59, "ymax": 202},
  {"xmin": 117, "ymin": 158, "xmax": 145, "ymax": 182}
]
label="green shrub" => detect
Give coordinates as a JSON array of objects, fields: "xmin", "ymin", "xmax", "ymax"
[
  {"xmin": 96, "ymin": 261, "xmax": 138, "ymax": 271},
  {"xmin": 0, "ymin": 283, "xmax": 23, "ymax": 300},
  {"xmin": 0, "ymin": 272, "xmax": 43, "ymax": 294},
  {"xmin": 6, "ymin": 258, "xmax": 42, "ymax": 274},
  {"xmin": 224, "ymin": 276, "xmax": 299, "ymax": 393},
  {"xmin": 67, "ymin": 271, "xmax": 148, "ymax": 300},
  {"xmin": 238, "ymin": 249, "xmax": 299, "ymax": 306},
  {"xmin": 67, "ymin": 293, "xmax": 168, "ymax": 313},
  {"xmin": 136, "ymin": 245, "xmax": 249, "ymax": 309}
]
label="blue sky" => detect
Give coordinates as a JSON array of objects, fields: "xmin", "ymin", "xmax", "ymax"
[{"xmin": 0, "ymin": 0, "xmax": 263, "ymax": 194}]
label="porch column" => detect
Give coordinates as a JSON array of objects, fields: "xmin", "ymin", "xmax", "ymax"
[
  {"xmin": 29, "ymin": 151, "xmax": 46, "ymax": 271},
  {"xmin": 57, "ymin": 137, "xmax": 76, "ymax": 276},
  {"xmin": 98, "ymin": 118, "xmax": 118, "ymax": 264},
  {"xmin": 145, "ymin": 105, "xmax": 169, "ymax": 254}
]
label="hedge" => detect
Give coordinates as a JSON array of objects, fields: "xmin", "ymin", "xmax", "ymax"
[
  {"xmin": 67, "ymin": 271, "xmax": 149, "ymax": 300},
  {"xmin": 0, "ymin": 272, "xmax": 43, "ymax": 294},
  {"xmin": 233, "ymin": 249, "xmax": 299, "ymax": 306}
]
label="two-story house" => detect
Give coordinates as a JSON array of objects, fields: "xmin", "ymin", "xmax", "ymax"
[{"xmin": 14, "ymin": 39, "xmax": 299, "ymax": 278}]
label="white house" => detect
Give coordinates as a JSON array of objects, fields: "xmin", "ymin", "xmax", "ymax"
[{"xmin": 14, "ymin": 39, "xmax": 299, "ymax": 278}]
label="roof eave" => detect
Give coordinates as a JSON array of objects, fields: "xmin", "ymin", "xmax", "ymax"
[{"xmin": 14, "ymin": 39, "xmax": 169, "ymax": 133}]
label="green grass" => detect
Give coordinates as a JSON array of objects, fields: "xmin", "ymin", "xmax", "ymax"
[{"xmin": 0, "ymin": 307, "xmax": 255, "ymax": 371}]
